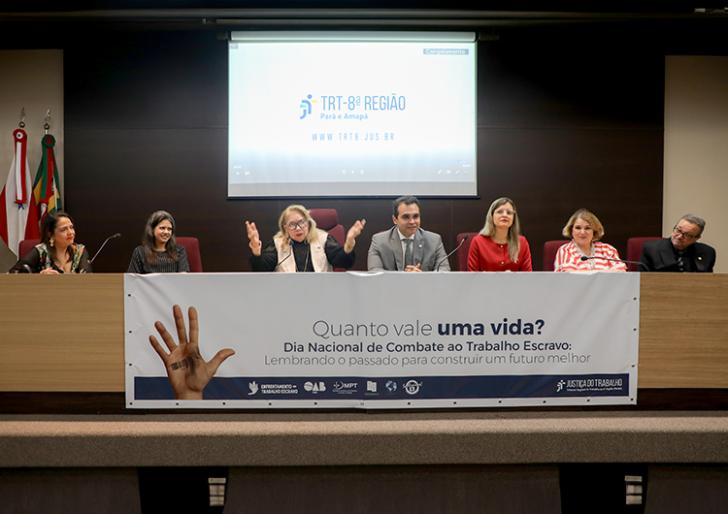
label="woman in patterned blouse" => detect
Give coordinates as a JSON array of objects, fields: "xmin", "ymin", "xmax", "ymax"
[
  {"xmin": 554, "ymin": 208, "xmax": 626, "ymax": 272},
  {"xmin": 9, "ymin": 211, "xmax": 92, "ymax": 274}
]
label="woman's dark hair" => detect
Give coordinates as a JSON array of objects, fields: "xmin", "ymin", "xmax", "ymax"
[
  {"xmin": 142, "ymin": 210, "xmax": 179, "ymax": 263},
  {"xmin": 41, "ymin": 211, "xmax": 73, "ymax": 247},
  {"xmin": 40, "ymin": 211, "xmax": 80, "ymax": 266}
]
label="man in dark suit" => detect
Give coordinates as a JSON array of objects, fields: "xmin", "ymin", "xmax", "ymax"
[
  {"xmin": 640, "ymin": 214, "xmax": 716, "ymax": 272},
  {"xmin": 367, "ymin": 196, "xmax": 450, "ymax": 272}
]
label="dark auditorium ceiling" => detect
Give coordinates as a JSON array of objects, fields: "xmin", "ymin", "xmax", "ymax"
[
  {"xmin": 1, "ymin": 0, "xmax": 727, "ymax": 10},
  {"xmin": 3, "ymin": 0, "xmax": 728, "ymax": 16},
  {"xmin": 1, "ymin": 0, "xmax": 727, "ymax": 32}
]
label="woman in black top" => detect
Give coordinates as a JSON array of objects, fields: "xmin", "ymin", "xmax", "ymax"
[{"xmin": 127, "ymin": 210, "xmax": 189, "ymax": 274}]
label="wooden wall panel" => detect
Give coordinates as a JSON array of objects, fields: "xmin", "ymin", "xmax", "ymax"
[
  {"xmin": 0, "ymin": 275, "xmax": 123, "ymax": 392},
  {"xmin": 638, "ymin": 273, "xmax": 728, "ymax": 388},
  {"xmin": 59, "ymin": 29, "xmax": 663, "ymax": 272}
]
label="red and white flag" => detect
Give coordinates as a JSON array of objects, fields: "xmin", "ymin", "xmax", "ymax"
[{"xmin": 0, "ymin": 128, "xmax": 40, "ymax": 257}]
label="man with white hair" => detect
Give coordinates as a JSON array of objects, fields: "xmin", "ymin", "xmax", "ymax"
[{"xmin": 640, "ymin": 214, "xmax": 716, "ymax": 272}]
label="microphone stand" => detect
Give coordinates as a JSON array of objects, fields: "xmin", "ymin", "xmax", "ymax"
[
  {"xmin": 90, "ymin": 233, "xmax": 122, "ymax": 264},
  {"xmin": 580, "ymin": 255, "xmax": 647, "ymax": 270},
  {"xmin": 276, "ymin": 245, "xmax": 293, "ymax": 269},
  {"xmin": 436, "ymin": 235, "xmax": 468, "ymax": 272}
]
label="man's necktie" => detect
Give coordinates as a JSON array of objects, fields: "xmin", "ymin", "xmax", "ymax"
[
  {"xmin": 404, "ymin": 239, "xmax": 414, "ymax": 268},
  {"xmin": 677, "ymin": 253, "xmax": 685, "ymax": 272}
]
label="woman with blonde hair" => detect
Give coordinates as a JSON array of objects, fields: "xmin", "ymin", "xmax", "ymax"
[
  {"xmin": 245, "ymin": 204, "xmax": 365, "ymax": 272},
  {"xmin": 554, "ymin": 208, "xmax": 626, "ymax": 272},
  {"xmin": 467, "ymin": 197, "xmax": 532, "ymax": 272}
]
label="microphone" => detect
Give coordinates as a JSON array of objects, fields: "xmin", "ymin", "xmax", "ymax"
[
  {"xmin": 275, "ymin": 245, "xmax": 293, "ymax": 268},
  {"xmin": 90, "ymin": 233, "xmax": 121, "ymax": 264},
  {"xmin": 580, "ymin": 255, "xmax": 647, "ymax": 270},
  {"xmin": 436, "ymin": 235, "xmax": 468, "ymax": 271}
]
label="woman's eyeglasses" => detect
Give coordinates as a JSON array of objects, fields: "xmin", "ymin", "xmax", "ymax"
[{"xmin": 286, "ymin": 220, "xmax": 308, "ymax": 230}]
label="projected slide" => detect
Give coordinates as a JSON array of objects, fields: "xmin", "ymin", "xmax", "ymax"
[{"xmin": 228, "ymin": 32, "xmax": 477, "ymax": 197}]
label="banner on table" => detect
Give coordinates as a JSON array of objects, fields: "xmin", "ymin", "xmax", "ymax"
[{"xmin": 124, "ymin": 272, "xmax": 640, "ymax": 409}]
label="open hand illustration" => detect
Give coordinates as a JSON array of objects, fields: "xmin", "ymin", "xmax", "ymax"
[{"xmin": 149, "ymin": 304, "xmax": 235, "ymax": 400}]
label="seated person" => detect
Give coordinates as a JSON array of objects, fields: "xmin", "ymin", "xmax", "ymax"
[
  {"xmin": 468, "ymin": 197, "xmax": 532, "ymax": 272},
  {"xmin": 367, "ymin": 195, "xmax": 450, "ymax": 272},
  {"xmin": 9, "ymin": 211, "xmax": 92, "ymax": 274},
  {"xmin": 246, "ymin": 204, "xmax": 365, "ymax": 272},
  {"xmin": 128, "ymin": 210, "xmax": 190, "ymax": 274},
  {"xmin": 640, "ymin": 214, "xmax": 716, "ymax": 272},
  {"xmin": 554, "ymin": 208, "xmax": 626, "ymax": 272}
]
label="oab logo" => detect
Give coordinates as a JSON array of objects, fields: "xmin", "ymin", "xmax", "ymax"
[
  {"xmin": 304, "ymin": 381, "xmax": 326, "ymax": 393},
  {"xmin": 403, "ymin": 380, "xmax": 422, "ymax": 395}
]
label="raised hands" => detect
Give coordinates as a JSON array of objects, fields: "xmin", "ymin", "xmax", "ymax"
[
  {"xmin": 149, "ymin": 305, "xmax": 235, "ymax": 400},
  {"xmin": 245, "ymin": 220, "xmax": 262, "ymax": 256},
  {"xmin": 344, "ymin": 219, "xmax": 366, "ymax": 253}
]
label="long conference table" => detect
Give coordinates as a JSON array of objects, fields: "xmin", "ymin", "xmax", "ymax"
[
  {"xmin": 2, "ymin": 272, "xmax": 726, "ymax": 393},
  {"xmin": 0, "ymin": 273, "xmax": 727, "ymax": 469}
]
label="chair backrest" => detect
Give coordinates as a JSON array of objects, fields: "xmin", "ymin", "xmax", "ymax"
[
  {"xmin": 18, "ymin": 239, "xmax": 40, "ymax": 258},
  {"xmin": 626, "ymin": 236, "xmax": 661, "ymax": 272},
  {"xmin": 543, "ymin": 240, "xmax": 570, "ymax": 271},
  {"xmin": 176, "ymin": 237, "xmax": 203, "ymax": 272},
  {"xmin": 456, "ymin": 232, "xmax": 478, "ymax": 271},
  {"xmin": 309, "ymin": 208, "xmax": 347, "ymax": 272},
  {"xmin": 309, "ymin": 208, "xmax": 345, "ymax": 246}
]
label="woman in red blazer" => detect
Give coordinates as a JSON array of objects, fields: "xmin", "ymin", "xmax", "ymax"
[{"xmin": 467, "ymin": 197, "xmax": 532, "ymax": 272}]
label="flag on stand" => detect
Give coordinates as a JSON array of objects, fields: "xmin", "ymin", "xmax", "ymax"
[
  {"xmin": 0, "ymin": 128, "xmax": 40, "ymax": 257},
  {"xmin": 33, "ymin": 133, "xmax": 62, "ymax": 227}
]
